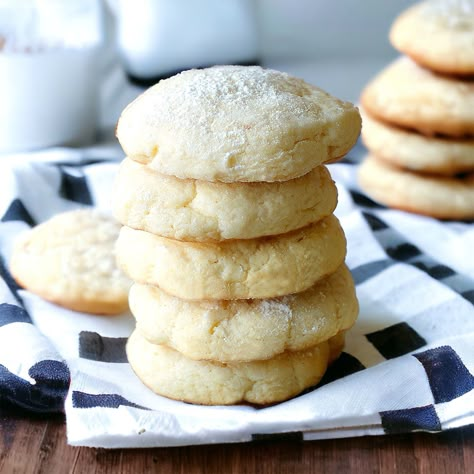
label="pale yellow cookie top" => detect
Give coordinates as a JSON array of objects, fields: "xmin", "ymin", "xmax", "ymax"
[
  {"xmin": 129, "ymin": 264, "xmax": 358, "ymax": 362},
  {"xmin": 117, "ymin": 65, "xmax": 361, "ymax": 182},
  {"xmin": 113, "ymin": 158, "xmax": 338, "ymax": 241},
  {"xmin": 10, "ymin": 209, "xmax": 131, "ymax": 314},
  {"xmin": 390, "ymin": 0, "xmax": 474, "ymax": 75},
  {"xmin": 361, "ymin": 56, "xmax": 474, "ymax": 137},
  {"xmin": 116, "ymin": 215, "xmax": 347, "ymax": 300}
]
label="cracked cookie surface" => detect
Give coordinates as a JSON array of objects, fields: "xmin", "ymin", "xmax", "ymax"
[
  {"xmin": 10, "ymin": 209, "xmax": 131, "ymax": 314},
  {"xmin": 126, "ymin": 329, "xmax": 345, "ymax": 405},
  {"xmin": 114, "ymin": 158, "xmax": 338, "ymax": 241},
  {"xmin": 116, "ymin": 215, "xmax": 347, "ymax": 300},
  {"xmin": 116, "ymin": 65, "xmax": 361, "ymax": 183},
  {"xmin": 129, "ymin": 265, "xmax": 358, "ymax": 362}
]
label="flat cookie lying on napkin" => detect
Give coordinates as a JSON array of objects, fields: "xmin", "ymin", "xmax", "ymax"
[{"xmin": 10, "ymin": 209, "xmax": 131, "ymax": 315}]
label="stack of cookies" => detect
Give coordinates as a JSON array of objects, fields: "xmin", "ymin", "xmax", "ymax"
[
  {"xmin": 359, "ymin": 0, "xmax": 474, "ymax": 220},
  {"xmin": 114, "ymin": 66, "xmax": 362, "ymax": 405}
]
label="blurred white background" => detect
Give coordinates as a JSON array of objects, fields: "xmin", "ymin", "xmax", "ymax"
[
  {"xmin": 259, "ymin": 0, "xmax": 415, "ymax": 60},
  {"xmin": 0, "ymin": 0, "xmax": 418, "ymax": 149},
  {"xmin": 256, "ymin": 0, "xmax": 416, "ymax": 101}
]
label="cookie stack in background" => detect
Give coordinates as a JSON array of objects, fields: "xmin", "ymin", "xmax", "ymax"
[
  {"xmin": 358, "ymin": 0, "xmax": 474, "ymax": 220},
  {"xmin": 114, "ymin": 66, "xmax": 361, "ymax": 405}
]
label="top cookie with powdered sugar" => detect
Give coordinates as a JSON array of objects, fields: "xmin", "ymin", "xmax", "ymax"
[
  {"xmin": 390, "ymin": 0, "xmax": 474, "ymax": 76},
  {"xmin": 116, "ymin": 65, "xmax": 361, "ymax": 183}
]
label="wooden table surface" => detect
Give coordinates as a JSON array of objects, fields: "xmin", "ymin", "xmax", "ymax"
[{"xmin": 1, "ymin": 407, "xmax": 473, "ymax": 474}]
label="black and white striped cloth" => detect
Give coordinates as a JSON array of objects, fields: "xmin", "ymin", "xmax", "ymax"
[{"xmin": 0, "ymin": 141, "xmax": 473, "ymax": 447}]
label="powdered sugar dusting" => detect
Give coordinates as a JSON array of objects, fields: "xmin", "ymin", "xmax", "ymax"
[
  {"xmin": 151, "ymin": 66, "xmax": 324, "ymax": 140},
  {"xmin": 117, "ymin": 63, "xmax": 360, "ymax": 182},
  {"xmin": 258, "ymin": 295, "xmax": 294, "ymax": 320},
  {"xmin": 424, "ymin": 0, "xmax": 474, "ymax": 28},
  {"xmin": 136, "ymin": 65, "xmax": 334, "ymax": 158},
  {"xmin": 169, "ymin": 66, "xmax": 315, "ymax": 105}
]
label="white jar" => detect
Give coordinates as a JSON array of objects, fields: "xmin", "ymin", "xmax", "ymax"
[
  {"xmin": 112, "ymin": 0, "xmax": 259, "ymax": 82},
  {"xmin": 0, "ymin": 46, "xmax": 101, "ymax": 153}
]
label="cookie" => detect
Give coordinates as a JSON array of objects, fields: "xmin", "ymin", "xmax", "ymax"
[
  {"xmin": 116, "ymin": 215, "xmax": 347, "ymax": 300},
  {"xmin": 129, "ymin": 264, "xmax": 358, "ymax": 362},
  {"xmin": 327, "ymin": 331, "xmax": 346, "ymax": 364},
  {"xmin": 390, "ymin": 0, "xmax": 474, "ymax": 76},
  {"xmin": 10, "ymin": 209, "xmax": 131, "ymax": 314},
  {"xmin": 358, "ymin": 154, "xmax": 474, "ymax": 220},
  {"xmin": 116, "ymin": 65, "xmax": 361, "ymax": 183},
  {"xmin": 126, "ymin": 329, "xmax": 344, "ymax": 405},
  {"xmin": 361, "ymin": 109, "xmax": 474, "ymax": 175},
  {"xmin": 113, "ymin": 158, "xmax": 338, "ymax": 242},
  {"xmin": 361, "ymin": 57, "xmax": 474, "ymax": 137}
]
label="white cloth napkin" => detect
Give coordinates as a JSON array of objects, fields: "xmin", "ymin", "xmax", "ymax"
[{"xmin": 0, "ymin": 142, "xmax": 473, "ymax": 448}]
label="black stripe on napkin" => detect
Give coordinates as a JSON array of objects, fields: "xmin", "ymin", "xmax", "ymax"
[
  {"xmin": 366, "ymin": 322, "xmax": 427, "ymax": 359},
  {"xmin": 72, "ymin": 391, "xmax": 149, "ymax": 410},
  {"xmin": 386, "ymin": 243, "xmax": 421, "ymax": 261},
  {"xmin": 350, "ymin": 191, "xmax": 385, "ymax": 209},
  {"xmin": 380, "ymin": 405, "xmax": 441, "ymax": 434},
  {"xmin": 0, "ymin": 360, "xmax": 69, "ymax": 413},
  {"xmin": 414, "ymin": 346, "xmax": 474, "ymax": 404},
  {"xmin": 58, "ymin": 168, "xmax": 93, "ymax": 205},
  {"xmin": 78, "ymin": 331, "xmax": 128, "ymax": 363},
  {"xmin": 361, "ymin": 212, "xmax": 474, "ymax": 305},
  {"xmin": 0, "ymin": 303, "xmax": 31, "ymax": 326},
  {"xmin": 29, "ymin": 359, "xmax": 70, "ymax": 390},
  {"xmin": 318, "ymin": 352, "xmax": 366, "ymax": 386},
  {"xmin": 351, "ymin": 259, "xmax": 394, "ymax": 285},
  {"xmin": 411, "ymin": 262, "xmax": 455, "ymax": 280},
  {"xmin": 461, "ymin": 290, "xmax": 474, "ymax": 304},
  {"xmin": 1, "ymin": 198, "xmax": 36, "ymax": 226},
  {"xmin": 362, "ymin": 212, "xmax": 388, "ymax": 231}
]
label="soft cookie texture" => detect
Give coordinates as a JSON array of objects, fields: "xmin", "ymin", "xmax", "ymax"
[
  {"xmin": 10, "ymin": 209, "xmax": 131, "ymax": 314},
  {"xmin": 116, "ymin": 65, "xmax": 361, "ymax": 182},
  {"xmin": 116, "ymin": 215, "xmax": 347, "ymax": 300},
  {"xmin": 361, "ymin": 57, "xmax": 474, "ymax": 137},
  {"xmin": 114, "ymin": 158, "xmax": 338, "ymax": 241},
  {"xmin": 126, "ymin": 329, "xmax": 344, "ymax": 405},
  {"xmin": 358, "ymin": 154, "xmax": 474, "ymax": 220},
  {"xmin": 390, "ymin": 0, "xmax": 474, "ymax": 76},
  {"xmin": 129, "ymin": 265, "xmax": 358, "ymax": 362},
  {"xmin": 361, "ymin": 109, "xmax": 474, "ymax": 175}
]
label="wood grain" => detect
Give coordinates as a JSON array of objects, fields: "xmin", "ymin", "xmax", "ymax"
[{"xmin": 0, "ymin": 407, "xmax": 472, "ymax": 474}]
